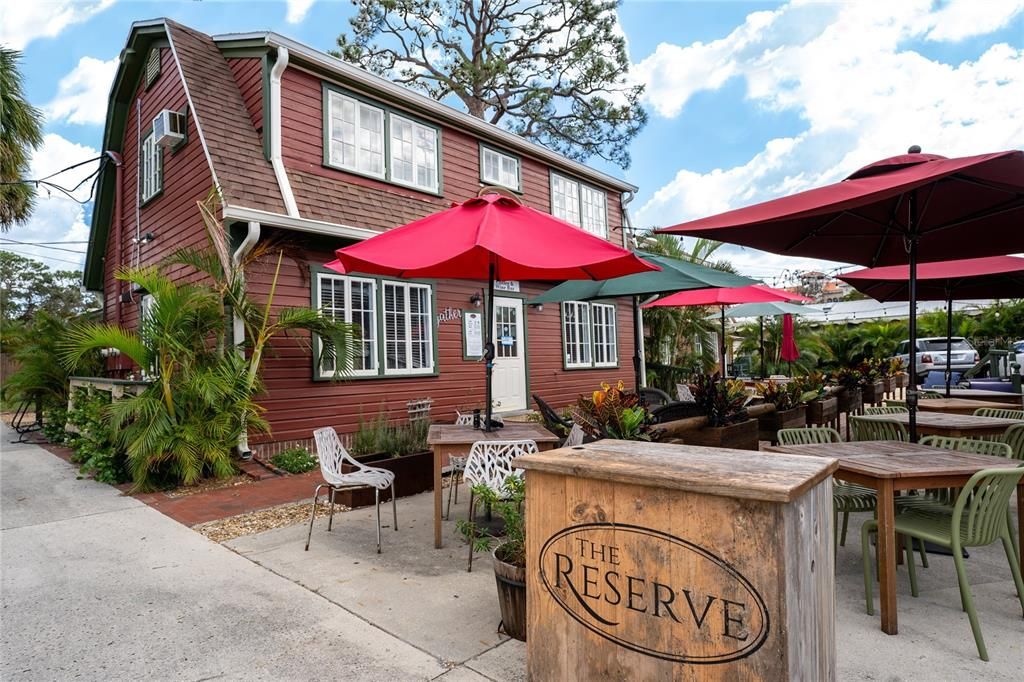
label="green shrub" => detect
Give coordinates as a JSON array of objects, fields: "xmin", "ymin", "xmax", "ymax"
[
  {"xmin": 65, "ymin": 388, "xmax": 128, "ymax": 484},
  {"xmin": 41, "ymin": 405, "xmax": 69, "ymax": 444},
  {"xmin": 270, "ymin": 447, "xmax": 318, "ymax": 474},
  {"xmin": 351, "ymin": 410, "xmax": 430, "ymax": 457}
]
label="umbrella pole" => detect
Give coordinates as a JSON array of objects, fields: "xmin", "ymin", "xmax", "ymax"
[
  {"xmin": 945, "ymin": 289, "xmax": 953, "ymax": 398},
  {"xmin": 484, "ymin": 263, "xmax": 496, "ymax": 432},
  {"xmin": 907, "ymin": 193, "xmax": 919, "ymax": 441},
  {"xmin": 759, "ymin": 316, "xmax": 765, "ymax": 379},
  {"xmin": 633, "ymin": 296, "xmax": 643, "ymax": 392},
  {"xmin": 720, "ymin": 306, "xmax": 727, "ymax": 380}
]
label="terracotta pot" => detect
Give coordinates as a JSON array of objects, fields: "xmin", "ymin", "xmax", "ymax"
[
  {"xmin": 757, "ymin": 405, "xmax": 807, "ymax": 444},
  {"xmin": 806, "ymin": 397, "xmax": 838, "ymax": 425},
  {"xmin": 836, "ymin": 387, "xmax": 863, "ymax": 414},
  {"xmin": 684, "ymin": 418, "xmax": 759, "ymax": 450},
  {"xmin": 335, "ymin": 450, "xmax": 433, "ymax": 508},
  {"xmin": 493, "ymin": 547, "xmax": 527, "ymax": 642}
]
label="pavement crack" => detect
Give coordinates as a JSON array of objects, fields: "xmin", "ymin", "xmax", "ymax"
[{"xmin": 1, "ymin": 505, "xmax": 140, "ymax": 531}]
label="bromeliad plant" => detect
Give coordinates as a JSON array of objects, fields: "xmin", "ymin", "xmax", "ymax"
[
  {"xmin": 754, "ymin": 379, "xmax": 803, "ymax": 411},
  {"xmin": 690, "ymin": 373, "xmax": 749, "ymax": 427},
  {"xmin": 572, "ymin": 380, "xmax": 653, "ymax": 441}
]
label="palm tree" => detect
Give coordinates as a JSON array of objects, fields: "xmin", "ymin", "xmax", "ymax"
[
  {"xmin": 735, "ymin": 316, "xmax": 833, "ymax": 376},
  {"xmin": 1, "ymin": 48, "xmax": 44, "ymax": 229},
  {"xmin": 849, "ymin": 320, "xmax": 908, "ymax": 362}
]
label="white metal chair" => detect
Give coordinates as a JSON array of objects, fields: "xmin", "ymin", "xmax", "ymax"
[
  {"xmin": 563, "ymin": 423, "xmax": 585, "ymax": 447},
  {"xmin": 676, "ymin": 383, "xmax": 696, "ymax": 402},
  {"xmin": 464, "ymin": 439, "xmax": 538, "ymax": 571},
  {"xmin": 306, "ymin": 427, "xmax": 397, "ymax": 554},
  {"xmin": 447, "ymin": 411, "xmax": 505, "ymax": 518}
]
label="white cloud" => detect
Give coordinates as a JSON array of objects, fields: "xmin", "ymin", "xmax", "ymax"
[
  {"xmin": 1, "ymin": 134, "xmax": 100, "ymax": 272},
  {"xmin": 45, "ymin": 56, "xmax": 118, "ymax": 126},
  {"xmin": 0, "ymin": 1, "xmax": 115, "ymax": 50},
  {"xmin": 285, "ymin": 0, "xmax": 315, "ymax": 24},
  {"xmin": 633, "ymin": 0, "xmax": 1024, "ymax": 277}
]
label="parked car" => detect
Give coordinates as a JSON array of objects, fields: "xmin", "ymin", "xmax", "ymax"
[{"xmin": 894, "ymin": 337, "xmax": 980, "ymax": 382}]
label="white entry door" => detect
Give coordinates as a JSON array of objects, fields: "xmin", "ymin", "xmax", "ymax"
[{"xmin": 491, "ymin": 296, "xmax": 527, "ymax": 412}]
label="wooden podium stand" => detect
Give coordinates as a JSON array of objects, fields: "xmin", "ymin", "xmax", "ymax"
[{"xmin": 515, "ymin": 440, "xmax": 838, "ymax": 681}]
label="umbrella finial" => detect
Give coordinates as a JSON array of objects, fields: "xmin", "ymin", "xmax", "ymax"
[{"xmin": 907, "ymin": 144, "xmax": 922, "ymax": 154}]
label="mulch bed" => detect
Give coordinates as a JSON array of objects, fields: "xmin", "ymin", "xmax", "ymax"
[{"xmin": 194, "ymin": 500, "xmax": 338, "ymax": 542}]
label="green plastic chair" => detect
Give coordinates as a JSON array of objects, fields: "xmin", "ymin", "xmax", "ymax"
[
  {"xmin": 851, "ymin": 416, "xmax": 909, "ymax": 442},
  {"xmin": 919, "ymin": 390, "xmax": 943, "ymax": 399},
  {"xmin": 862, "ymin": 465, "xmax": 1024, "ymax": 661},
  {"xmin": 883, "ymin": 400, "xmax": 907, "ymax": 408},
  {"xmin": 919, "ymin": 435, "xmax": 959, "ymax": 450},
  {"xmin": 864, "ymin": 405, "xmax": 909, "ymax": 415},
  {"xmin": 778, "ymin": 427, "xmax": 877, "ymax": 552},
  {"xmin": 1001, "ymin": 423, "xmax": 1024, "ymax": 460},
  {"xmin": 972, "ymin": 407, "xmax": 1024, "ymax": 420}
]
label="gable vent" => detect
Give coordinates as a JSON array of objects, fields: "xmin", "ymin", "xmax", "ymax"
[{"xmin": 145, "ymin": 49, "xmax": 161, "ymax": 87}]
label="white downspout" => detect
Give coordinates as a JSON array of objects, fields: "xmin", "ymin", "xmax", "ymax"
[
  {"xmin": 233, "ymin": 220, "xmax": 261, "ymax": 458},
  {"xmin": 269, "ymin": 47, "xmax": 300, "ymax": 217}
]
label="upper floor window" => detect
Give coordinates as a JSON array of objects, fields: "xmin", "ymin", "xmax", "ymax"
[
  {"xmin": 324, "ymin": 86, "xmax": 440, "ymax": 193},
  {"xmin": 551, "ymin": 173, "xmax": 607, "ymax": 238},
  {"xmin": 390, "ymin": 114, "xmax": 438, "ymax": 193},
  {"xmin": 140, "ymin": 131, "xmax": 163, "ymax": 203},
  {"xmin": 480, "ymin": 145, "xmax": 521, "ymax": 192}
]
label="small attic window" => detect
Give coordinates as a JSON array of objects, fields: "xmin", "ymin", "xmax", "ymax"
[{"xmin": 145, "ymin": 49, "xmax": 161, "ymax": 88}]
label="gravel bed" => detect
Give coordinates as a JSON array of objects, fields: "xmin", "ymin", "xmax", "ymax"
[{"xmin": 194, "ymin": 500, "xmax": 344, "ymax": 543}]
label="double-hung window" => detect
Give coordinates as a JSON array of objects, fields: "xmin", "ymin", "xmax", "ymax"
[
  {"xmin": 383, "ymin": 281, "xmax": 433, "ymax": 374},
  {"xmin": 140, "ymin": 131, "xmax": 162, "ymax": 203},
  {"xmin": 314, "ymin": 272, "xmax": 434, "ymax": 379},
  {"xmin": 480, "ymin": 146, "xmax": 520, "ymax": 192},
  {"xmin": 316, "ymin": 273, "xmax": 378, "ymax": 377},
  {"xmin": 562, "ymin": 301, "xmax": 618, "ymax": 369},
  {"xmin": 326, "ymin": 90, "xmax": 385, "ymax": 178},
  {"xmin": 390, "ymin": 114, "xmax": 438, "ymax": 192},
  {"xmin": 551, "ymin": 173, "xmax": 607, "ymax": 237}
]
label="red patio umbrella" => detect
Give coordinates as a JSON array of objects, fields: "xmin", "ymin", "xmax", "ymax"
[
  {"xmin": 644, "ymin": 284, "xmax": 810, "ymax": 377},
  {"xmin": 327, "ymin": 193, "xmax": 657, "ymax": 430},
  {"xmin": 839, "ymin": 255, "xmax": 1024, "ymax": 395},
  {"xmin": 657, "ymin": 147, "xmax": 1024, "ymax": 438},
  {"xmin": 780, "ymin": 313, "xmax": 800, "ymax": 375}
]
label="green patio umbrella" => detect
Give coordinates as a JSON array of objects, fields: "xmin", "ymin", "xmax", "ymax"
[
  {"xmin": 530, "ymin": 251, "xmax": 757, "ymax": 389},
  {"xmin": 714, "ymin": 301, "xmax": 822, "ymax": 379}
]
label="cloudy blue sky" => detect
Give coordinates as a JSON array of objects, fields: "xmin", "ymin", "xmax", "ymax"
[{"xmin": 3, "ymin": 0, "xmax": 1022, "ymax": 285}]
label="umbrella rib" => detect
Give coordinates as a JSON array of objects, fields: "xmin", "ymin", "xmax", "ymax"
[
  {"xmin": 921, "ymin": 197, "xmax": 1024, "ymax": 236},
  {"xmin": 869, "ymin": 194, "xmax": 906, "ymax": 268},
  {"xmin": 784, "ymin": 213, "xmax": 845, "ymax": 251},
  {"xmin": 946, "ymin": 173, "xmax": 1023, "ymax": 196}
]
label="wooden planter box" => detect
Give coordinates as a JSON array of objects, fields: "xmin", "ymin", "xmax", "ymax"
[
  {"xmin": 335, "ymin": 449, "xmax": 433, "ymax": 508},
  {"xmin": 684, "ymin": 418, "xmax": 759, "ymax": 450},
  {"xmin": 757, "ymin": 405, "xmax": 807, "ymax": 444},
  {"xmin": 893, "ymin": 373, "xmax": 909, "ymax": 389},
  {"xmin": 861, "ymin": 381, "xmax": 885, "ymax": 405},
  {"xmin": 806, "ymin": 397, "xmax": 838, "ymax": 425},
  {"xmin": 836, "ymin": 387, "xmax": 863, "ymax": 414},
  {"xmin": 881, "ymin": 377, "xmax": 893, "ymax": 395}
]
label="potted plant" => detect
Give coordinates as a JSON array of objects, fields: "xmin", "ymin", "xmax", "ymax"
[
  {"xmin": 889, "ymin": 357, "xmax": 909, "ymax": 389},
  {"xmin": 336, "ymin": 411, "xmax": 434, "ymax": 508},
  {"xmin": 685, "ymin": 374, "xmax": 758, "ymax": 450},
  {"xmin": 457, "ymin": 475, "xmax": 527, "ymax": 641},
  {"xmin": 795, "ymin": 371, "xmax": 837, "ymax": 425},
  {"xmin": 833, "ymin": 367, "xmax": 864, "ymax": 415},
  {"xmin": 571, "ymin": 381, "xmax": 659, "ymax": 441},
  {"xmin": 755, "ymin": 379, "xmax": 807, "ymax": 444},
  {"xmin": 859, "ymin": 360, "xmax": 886, "ymax": 405}
]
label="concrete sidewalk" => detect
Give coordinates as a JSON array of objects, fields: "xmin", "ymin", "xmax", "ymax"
[{"xmin": 0, "ymin": 434, "xmax": 448, "ymax": 681}]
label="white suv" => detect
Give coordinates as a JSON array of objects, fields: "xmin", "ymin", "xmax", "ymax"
[{"xmin": 894, "ymin": 337, "xmax": 980, "ymax": 381}]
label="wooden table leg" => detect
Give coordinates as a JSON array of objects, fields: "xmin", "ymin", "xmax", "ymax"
[
  {"xmin": 433, "ymin": 445, "xmax": 442, "ymax": 549},
  {"xmin": 877, "ymin": 478, "xmax": 898, "ymax": 635}
]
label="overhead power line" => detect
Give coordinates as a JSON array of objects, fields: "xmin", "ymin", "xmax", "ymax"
[
  {"xmin": 0, "ymin": 246, "xmax": 85, "ymax": 267},
  {"xmin": 0, "ymin": 238, "xmax": 86, "ymax": 254}
]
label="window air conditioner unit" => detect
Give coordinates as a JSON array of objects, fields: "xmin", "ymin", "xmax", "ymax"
[{"xmin": 152, "ymin": 109, "xmax": 185, "ymax": 148}]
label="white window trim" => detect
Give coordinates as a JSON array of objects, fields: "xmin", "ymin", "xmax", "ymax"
[
  {"xmin": 562, "ymin": 301, "xmax": 592, "ymax": 369},
  {"xmin": 480, "ymin": 145, "xmax": 521, "ymax": 192},
  {"xmin": 382, "ymin": 281, "xmax": 435, "ymax": 376},
  {"xmin": 551, "ymin": 172, "xmax": 608, "ymax": 238},
  {"xmin": 592, "ymin": 302, "xmax": 618, "ymax": 367},
  {"xmin": 389, "ymin": 113, "xmax": 439, "ymax": 193},
  {"xmin": 315, "ymin": 273, "xmax": 379, "ymax": 379},
  {"xmin": 140, "ymin": 131, "xmax": 162, "ymax": 203},
  {"xmin": 326, "ymin": 90, "xmax": 386, "ymax": 179}
]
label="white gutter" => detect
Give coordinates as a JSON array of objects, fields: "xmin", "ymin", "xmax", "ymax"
[
  {"xmin": 213, "ymin": 31, "xmax": 638, "ymax": 195},
  {"xmin": 232, "ymin": 220, "xmax": 261, "ymax": 459},
  {"xmin": 222, "ymin": 204, "xmax": 376, "ymax": 241},
  {"xmin": 269, "ymin": 47, "xmax": 300, "ymax": 217}
]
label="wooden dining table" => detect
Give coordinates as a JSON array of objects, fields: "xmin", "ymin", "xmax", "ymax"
[
  {"xmin": 854, "ymin": 411, "xmax": 1023, "ymax": 439},
  {"xmin": 941, "ymin": 388, "xmax": 1023, "ymax": 407},
  {"xmin": 917, "ymin": 398, "xmax": 1020, "ymax": 416},
  {"xmin": 765, "ymin": 440, "xmax": 1024, "ymax": 636},
  {"xmin": 426, "ymin": 422, "xmax": 559, "ymax": 548}
]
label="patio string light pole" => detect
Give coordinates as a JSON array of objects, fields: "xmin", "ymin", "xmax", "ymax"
[{"xmin": 657, "ymin": 147, "xmax": 1024, "ymax": 441}]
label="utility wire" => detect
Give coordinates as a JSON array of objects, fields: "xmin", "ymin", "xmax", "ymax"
[
  {"xmin": 0, "ymin": 238, "xmax": 86, "ymax": 254},
  {"xmin": 0, "ymin": 240, "xmax": 88, "ymax": 245},
  {"xmin": 0, "ymin": 246, "xmax": 84, "ymax": 267}
]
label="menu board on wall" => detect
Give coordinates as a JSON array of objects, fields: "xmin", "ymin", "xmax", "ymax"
[{"xmin": 463, "ymin": 311, "xmax": 483, "ymax": 359}]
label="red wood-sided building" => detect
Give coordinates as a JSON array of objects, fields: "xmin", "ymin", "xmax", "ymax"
[{"xmin": 84, "ymin": 19, "xmax": 641, "ymax": 448}]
